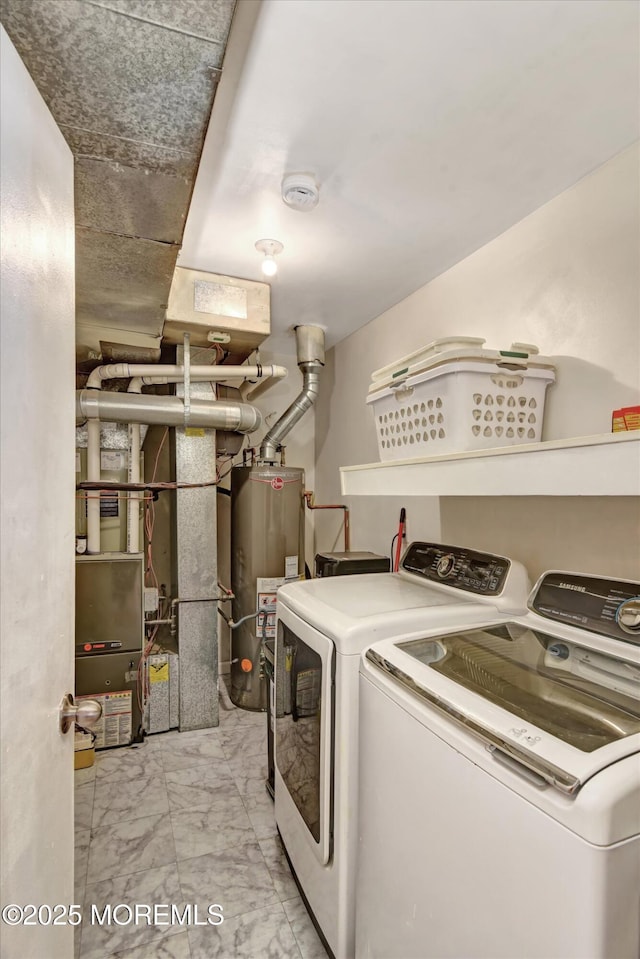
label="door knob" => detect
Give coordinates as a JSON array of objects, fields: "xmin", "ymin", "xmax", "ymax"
[{"xmin": 59, "ymin": 693, "xmax": 102, "ymax": 734}]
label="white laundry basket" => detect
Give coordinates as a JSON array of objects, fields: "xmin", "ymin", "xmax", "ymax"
[{"xmin": 367, "ymin": 338, "xmax": 555, "ymax": 461}]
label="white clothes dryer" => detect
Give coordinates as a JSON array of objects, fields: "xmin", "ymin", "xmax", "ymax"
[
  {"xmin": 356, "ymin": 570, "xmax": 640, "ymax": 959},
  {"xmin": 274, "ymin": 541, "xmax": 530, "ymax": 959}
]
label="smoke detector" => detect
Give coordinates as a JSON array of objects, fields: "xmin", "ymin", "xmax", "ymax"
[{"xmin": 282, "ymin": 173, "xmax": 319, "ymax": 212}]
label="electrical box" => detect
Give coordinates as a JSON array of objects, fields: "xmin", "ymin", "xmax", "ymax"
[{"xmin": 144, "ymin": 587, "xmax": 159, "ymax": 613}]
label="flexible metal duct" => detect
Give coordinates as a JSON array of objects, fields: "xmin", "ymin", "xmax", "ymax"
[
  {"xmin": 76, "ymin": 390, "xmax": 262, "ymax": 432},
  {"xmin": 259, "ymin": 325, "xmax": 325, "ymax": 462}
]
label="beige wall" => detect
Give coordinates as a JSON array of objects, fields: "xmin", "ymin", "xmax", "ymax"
[{"xmin": 315, "ymin": 144, "xmax": 640, "ymax": 581}]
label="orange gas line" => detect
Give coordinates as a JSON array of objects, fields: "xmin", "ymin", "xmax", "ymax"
[{"xmin": 304, "ymin": 491, "xmax": 351, "ymax": 552}]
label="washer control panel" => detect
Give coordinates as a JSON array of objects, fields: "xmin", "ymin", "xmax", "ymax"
[
  {"xmin": 530, "ymin": 571, "xmax": 640, "ymax": 646},
  {"xmin": 401, "ymin": 542, "xmax": 510, "ymax": 595}
]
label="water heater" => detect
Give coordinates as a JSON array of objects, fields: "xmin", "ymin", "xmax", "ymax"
[{"xmin": 230, "ymin": 465, "xmax": 305, "ymax": 709}]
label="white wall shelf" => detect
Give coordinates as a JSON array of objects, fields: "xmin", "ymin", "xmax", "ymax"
[{"xmin": 340, "ymin": 432, "xmax": 640, "ymax": 497}]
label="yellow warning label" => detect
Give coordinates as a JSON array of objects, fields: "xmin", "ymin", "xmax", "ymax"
[
  {"xmin": 150, "ymin": 663, "xmax": 169, "ymax": 683},
  {"xmin": 185, "ymin": 427, "xmax": 206, "ymax": 437}
]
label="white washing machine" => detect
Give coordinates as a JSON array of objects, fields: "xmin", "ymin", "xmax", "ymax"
[
  {"xmin": 356, "ymin": 570, "xmax": 640, "ymax": 959},
  {"xmin": 274, "ymin": 541, "xmax": 530, "ymax": 959}
]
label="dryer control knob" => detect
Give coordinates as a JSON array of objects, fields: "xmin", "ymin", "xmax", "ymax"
[
  {"xmin": 616, "ymin": 598, "xmax": 640, "ymax": 634},
  {"xmin": 436, "ymin": 554, "xmax": 456, "ymax": 579}
]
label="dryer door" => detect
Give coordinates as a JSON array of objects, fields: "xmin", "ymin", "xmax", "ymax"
[{"xmin": 275, "ymin": 608, "xmax": 334, "ymax": 865}]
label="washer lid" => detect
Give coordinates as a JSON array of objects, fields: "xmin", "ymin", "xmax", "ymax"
[
  {"xmin": 277, "ymin": 573, "xmax": 489, "ymax": 653},
  {"xmin": 280, "ymin": 572, "xmax": 449, "ymax": 617},
  {"xmin": 370, "ymin": 620, "xmax": 640, "ymax": 794}
]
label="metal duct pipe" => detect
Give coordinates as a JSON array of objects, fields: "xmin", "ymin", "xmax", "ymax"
[
  {"xmin": 259, "ymin": 325, "xmax": 325, "ymax": 463},
  {"xmin": 76, "ymin": 390, "xmax": 262, "ymax": 433}
]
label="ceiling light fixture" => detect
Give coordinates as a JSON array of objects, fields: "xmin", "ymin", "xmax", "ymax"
[{"xmin": 255, "ymin": 238, "xmax": 283, "ymax": 277}]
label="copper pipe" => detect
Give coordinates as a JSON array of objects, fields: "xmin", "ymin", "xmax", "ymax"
[{"xmin": 304, "ymin": 491, "xmax": 351, "ymax": 551}]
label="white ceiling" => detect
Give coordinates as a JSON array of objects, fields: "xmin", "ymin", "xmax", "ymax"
[{"xmin": 178, "ymin": 0, "xmax": 639, "ymax": 354}]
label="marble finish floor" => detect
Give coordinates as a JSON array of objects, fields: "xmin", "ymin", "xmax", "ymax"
[{"xmin": 75, "ymin": 702, "xmax": 329, "ymax": 959}]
